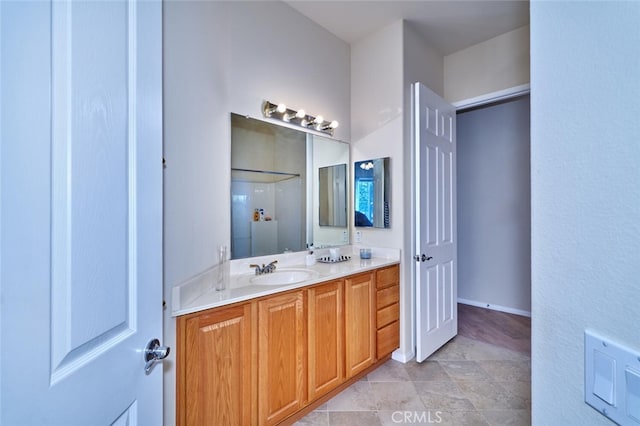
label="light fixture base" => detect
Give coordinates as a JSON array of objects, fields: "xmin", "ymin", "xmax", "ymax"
[{"xmin": 261, "ymin": 100, "xmax": 338, "ymax": 136}]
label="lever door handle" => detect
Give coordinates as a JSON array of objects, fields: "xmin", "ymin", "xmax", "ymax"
[
  {"xmin": 414, "ymin": 254, "xmax": 433, "ymax": 262},
  {"xmin": 144, "ymin": 338, "xmax": 170, "ymax": 374}
]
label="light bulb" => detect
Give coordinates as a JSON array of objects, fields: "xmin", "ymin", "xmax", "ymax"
[
  {"xmin": 313, "ymin": 115, "xmax": 324, "ymax": 124},
  {"xmin": 329, "ymin": 120, "xmax": 339, "ymax": 129},
  {"xmin": 284, "ymin": 109, "xmax": 306, "ymax": 122},
  {"xmin": 264, "ymin": 101, "xmax": 288, "ymax": 117}
]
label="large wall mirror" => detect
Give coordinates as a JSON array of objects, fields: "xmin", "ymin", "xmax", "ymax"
[
  {"xmin": 230, "ymin": 113, "xmax": 349, "ymax": 260},
  {"xmin": 354, "ymin": 157, "xmax": 390, "ymax": 228}
]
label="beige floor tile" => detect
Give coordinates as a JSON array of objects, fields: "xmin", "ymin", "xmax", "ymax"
[
  {"xmin": 438, "ymin": 360, "xmax": 492, "ymax": 381},
  {"xmin": 431, "ymin": 336, "xmax": 529, "ymax": 362},
  {"xmin": 293, "ymin": 410, "xmax": 329, "ymax": 426},
  {"xmin": 328, "ymin": 411, "xmax": 381, "ymax": 426},
  {"xmin": 326, "ymin": 381, "xmax": 377, "ymax": 412},
  {"xmin": 478, "ymin": 360, "xmax": 531, "ymax": 382},
  {"xmin": 482, "ymin": 409, "xmax": 531, "ymax": 426},
  {"xmin": 404, "ymin": 360, "xmax": 452, "ymax": 382},
  {"xmin": 457, "ymin": 381, "xmax": 528, "ymax": 410},
  {"xmin": 498, "ymin": 381, "xmax": 532, "ymax": 409},
  {"xmin": 414, "ymin": 380, "xmax": 476, "ymax": 411},
  {"xmin": 367, "ymin": 359, "xmax": 411, "ymax": 382},
  {"xmin": 370, "ymin": 381, "xmax": 426, "ymax": 411},
  {"xmin": 437, "ymin": 410, "xmax": 490, "ymax": 425}
]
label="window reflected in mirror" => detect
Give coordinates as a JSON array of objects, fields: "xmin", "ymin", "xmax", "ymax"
[{"xmin": 354, "ymin": 157, "xmax": 390, "ymax": 228}]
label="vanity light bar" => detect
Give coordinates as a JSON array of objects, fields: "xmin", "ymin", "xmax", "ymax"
[{"xmin": 262, "ymin": 100, "xmax": 339, "ymax": 136}]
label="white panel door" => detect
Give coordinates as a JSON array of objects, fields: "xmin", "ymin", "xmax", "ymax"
[
  {"xmin": 0, "ymin": 0, "xmax": 163, "ymax": 424},
  {"xmin": 414, "ymin": 83, "xmax": 458, "ymax": 362}
]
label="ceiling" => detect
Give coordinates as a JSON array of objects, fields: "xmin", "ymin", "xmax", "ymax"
[{"xmin": 284, "ymin": 0, "xmax": 530, "ymax": 55}]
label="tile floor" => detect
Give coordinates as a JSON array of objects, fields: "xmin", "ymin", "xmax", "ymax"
[{"xmin": 295, "ymin": 308, "xmax": 531, "ymax": 425}]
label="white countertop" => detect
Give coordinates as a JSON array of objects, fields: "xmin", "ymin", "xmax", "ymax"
[{"xmin": 171, "ymin": 246, "xmax": 400, "ymax": 317}]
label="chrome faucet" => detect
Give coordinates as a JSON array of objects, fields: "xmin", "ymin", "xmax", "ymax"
[{"xmin": 249, "ymin": 260, "xmax": 278, "ymax": 275}]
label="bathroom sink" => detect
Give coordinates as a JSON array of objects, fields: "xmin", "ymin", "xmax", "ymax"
[{"xmin": 250, "ymin": 268, "xmax": 319, "ymax": 286}]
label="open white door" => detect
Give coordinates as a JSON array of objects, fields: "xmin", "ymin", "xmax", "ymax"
[
  {"xmin": 1, "ymin": 1, "xmax": 164, "ymax": 423},
  {"xmin": 413, "ymin": 83, "xmax": 458, "ymax": 362}
]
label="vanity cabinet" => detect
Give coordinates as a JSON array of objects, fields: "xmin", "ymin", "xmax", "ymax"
[
  {"xmin": 307, "ymin": 280, "xmax": 344, "ymax": 400},
  {"xmin": 257, "ymin": 291, "xmax": 306, "ymax": 425},
  {"xmin": 176, "ymin": 303, "xmax": 255, "ymax": 426},
  {"xmin": 344, "ymin": 272, "xmax": 376, "ymax": 378},
  {"xmin": 176, "ymin": 264, "xmax": 399, "ymax": 425}
]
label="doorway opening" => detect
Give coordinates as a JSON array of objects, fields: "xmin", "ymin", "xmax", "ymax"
[{"xmin": 456, "ymin": 94, "xmax": 531, "ymax": 318}]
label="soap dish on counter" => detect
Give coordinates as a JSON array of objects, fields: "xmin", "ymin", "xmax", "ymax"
[{"xmin": 317, "ymin": 255, "xmax": 351, "ymax": 263}]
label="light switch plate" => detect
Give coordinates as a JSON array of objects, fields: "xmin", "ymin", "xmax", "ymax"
[
  {"xmin": 627, "ymin": 368, "xmax": 640, "ymax": 422},
  {"xmin": 585, "ymin": 330, "xmax": 640, "ymax": 425}
]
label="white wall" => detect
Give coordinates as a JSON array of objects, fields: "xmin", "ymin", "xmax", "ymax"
[
  {"xmin": 351, "ymin": 21, "xmax": 403, "ymax": 143},
  {"xmin": 350, "ymin": 20, "xmax": 404, "ymax": 251},
  {"xmin": 163, "ymin": 2, "xmax": 350, "ymax": 423},
  {"xmin": 404, "ymin": 22, "xmax": 444, "ymax": 99},
  {"xmin": 351, "ymin": 19, "xmax": 444, "ymax": 362},
  {"xmin": 444, "ymin": 25, "xmax": 529, "ymax": 104},
  {"xmin": 531, "ymin": 2, "xmax": 640, "ymax": 424},
  {"xmin": 402, "ymin": 22, "xmax": 445, "ymax": 362},
  {"xmin": 457, "ymin": 96, "xmax": 531, "ymax": 315}
]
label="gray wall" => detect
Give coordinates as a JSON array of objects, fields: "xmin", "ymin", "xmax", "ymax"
[{"xmin": 457, "ymin": 96, "xmax": 531, "ymax": 314}]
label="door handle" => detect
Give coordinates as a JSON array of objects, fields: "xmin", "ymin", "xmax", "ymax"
[
  {"xmin": 144, "ymin": 338, "xmax": 170, "ymax": 374},
  {"xmin": 414, "ymin": 254, "xmax": 433, "ymax": 262}
]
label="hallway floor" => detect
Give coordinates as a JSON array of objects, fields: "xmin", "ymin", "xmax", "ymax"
[{"xmin": 295, "ymin": 304, "xmax": 532, "ymax": 425}]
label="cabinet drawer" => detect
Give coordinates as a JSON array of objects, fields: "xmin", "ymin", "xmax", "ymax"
[
  {"xmin": 377, "ymin": 302, "xmax": 399, "ymax": 329},
  {"xmin": 376, "ymin": 320, "xmax": 399, "ymax": 358},
  {"xmin": 376, "ymin": 265, "xmax": 399, "ymax": 289},
  {"xmin": 376, "ymin": 285, "xmax": 399, "ymax": 309}
]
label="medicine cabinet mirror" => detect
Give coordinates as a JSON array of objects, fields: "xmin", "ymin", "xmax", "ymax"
[
  {"xmin": 354, "ymin": 157, "xmax": 390, "ymax": 228},
  {"xmin": 230, "ymin": 113, "xmax": 349, "ymax": 260}
]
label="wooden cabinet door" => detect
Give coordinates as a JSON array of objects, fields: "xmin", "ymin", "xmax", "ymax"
[
  {"xmin": 376, "ymin": 265, "xmax": 400, "ymax": 358},
  {"xmin": 258, "ymin": 291, "xmax": 306, "ymax": 425},
  {"xmin": 177, "ymin": 303, "xmax": 254, "ymax": 426},
  {"xmin": 345, "ymin": 272, "xmax": 376, "ymax": 378},
  {"xmin": 308, "ymin": 281, "xmax": 344, "ymax": 400}
]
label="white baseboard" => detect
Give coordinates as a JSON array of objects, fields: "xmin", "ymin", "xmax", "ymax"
[
  {"xmin": 391, "ymin": 349, "xmax": 415, "ymax": 363},
  {"xmin": 458, "ymin": 298, "xmax": 531, "ymax": 318}
]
